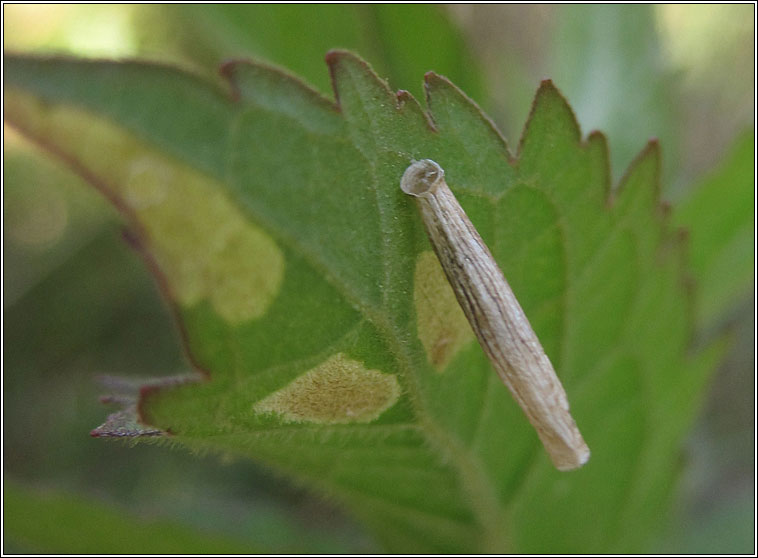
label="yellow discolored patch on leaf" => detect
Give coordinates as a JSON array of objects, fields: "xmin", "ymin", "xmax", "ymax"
[
  {"xmin": 253, "ymin": 353, "xmax": 401, "ymax": 424},
  {"xmin": 122, "ymin": 154, "xmax": 284, "ymax": 323},
  {"xmin": 5, "ymin": 92, "xmax": 284, "ymax": 324},
  {"xmin": 414, "ymin": 250, "xmax": 474, "ymax": 370}
]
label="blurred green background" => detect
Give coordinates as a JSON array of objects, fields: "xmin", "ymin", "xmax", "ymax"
[{"xmin": 3, "ymin": 4, "xmax": 754, "ymax": 553}]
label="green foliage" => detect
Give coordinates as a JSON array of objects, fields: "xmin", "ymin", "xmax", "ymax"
[
  {"xmin": 4, "ymin": 48, "xmax": 725, "ymax": 554},
  {"xmin": 548, "ymin": 5, "xmax": 680, "ymax": 185},
  {"xmin": 141, "ymin": 4, "xmax": 484, "ymax": 103},
  {"xmin": 3, "ymin": 480, "xmax": 256, "ymax": 554},
  {"xmin": 656, "ymin": 489, "xmax": 756, "ymax": 554},
  {"xmin": 672, "ymin": 130, "xmax": 755, "ymax": 329}
]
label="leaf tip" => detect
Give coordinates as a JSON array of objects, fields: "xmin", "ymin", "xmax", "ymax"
[
  {"xmin": 422, "ymin": 71, "xmax": 455, "ymax": 104},
  {"xmin": 533, "ymin": 79, "xmax": 565, "ymax": 107},
  {"xmin": 612, "ymin": 137, "xmax": 663, "ymax": 214},
  {"xmin": 538, "ymin": 77, "xmax": 556, "ymax": 89},
  {"xmin": 218, "ymin": 58, "xmax": 244, "ymax": 102},
  {"xmin": 395, "ymin": 89, "xmax": 413, "ymax": 103},
  {"xmin": 586, "ymin": 129, "xmax": 611, "ymax": 163},
  {"xmin": 325, "ymin": 49, "xmax": 396, "ymax": 112},
  {"xmin": 395, "ymin": 88, "xmax": 437, "ymax": 131},
  {"xmin": 423, "ymin": 70, "xmax": 442, "ymax": 84},
  {"xmin": 423, "ymin": 69, "xmax": 510, "ymax": 156},
  {"xmin": 635, "ymin": 138, "xmax": 662, "ymax": 173},
  {"xmin": 518, "ymin": 79, "xmax": 582, "ymax": 159},
  {"xmin": 423, "ymin": 71, "xmax": 459, "ymax": 106},
  {"xmin": 643, "ymin": 136, "xmax": 662, "ymax": 158},
  {"xmin": 324, "ymin": 48, "xmax": 350, "ymax": 65},
  {"xmin": 586, "ymin": 130, "xmax": 613, "ymax": 202},
  {"xmin": 324, "ymin": 48, "xmax": 364, "ymax": 77},
  {"xmin": 586, "ymin": 129, "xmax": 607, "ymax": 144},
  {"xmin": 423, "ymin": 70, "xmax": 460, "ymax": 95}
]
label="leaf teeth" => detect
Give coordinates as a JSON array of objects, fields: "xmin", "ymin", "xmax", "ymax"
[
  {"xmin": 422, "ymin": 71, "xmax": 449, "ymax": 100},
  {"xmin": 91, "ymin": 387, "xmax": 165, "ymax": 438},
  {"xmin": 325, "ymin": 49, "xmax": 396, "ymax": 111},
  {"xmin": 7, "ymin": 50, "xmax": 710, "ymax": 551},
  {"xmin": 218, "ymin": 59, "xmax": 244, "ymax": 102},
  {"xmin": 518, "ymin": 79, "xmax": 583, "ymax": 158},
  {"xmin": 91, "ymin": 374, "xmax": 200, "ymax": 438},
  {"xmin": 395, "ymin": 89, "xmax": 413, "ymax": 104},
  {"xmin": 218, "ymin": 58, "xmax": 338, "ymax": 118},
  {"xmin": 423, "ymin": 71, "xmax": 456, "ymax": 105},
  {"xmin": 585, "ymin": 131, "xmax": 613, "ymax": 204},
  {"xmin": 90, "ymin": 407, "xmax": 166, "ymax": 438},
  {"xmin": 423, "ymin": 70, "xmax": 511, "ymax": 159},
  {"xmin": 396, "ymin": 89, "xmax": 437, "ymax": 132},
  {"xmin": 613, "ymin": 139, "xmax": 662, "ymax": 210}
]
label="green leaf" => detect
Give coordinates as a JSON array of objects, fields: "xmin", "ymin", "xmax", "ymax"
[
  {"xmin": 144, "ymin": 4, "xmax": 484, "ymax": 103},
  {"xmin": 3, "ymin": 480, "xmax": 258, "ymax": 554},
  {"xmin": 4, "ymin": 51, "xmax": 719, "ymax": 553},
  {"xmin": 655, "ymin": 489, "xmax": 755, "ymax": 554},
  {"xmin": 672, "ymin": 130, "xmax": 754, "ymax": 329},
  {"xmin": 548, "ymin": 5, "xmax": 680, "ymax": 186}
]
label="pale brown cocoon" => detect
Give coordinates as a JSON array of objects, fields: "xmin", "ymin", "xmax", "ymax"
[{"xmin": 401, "ymin": 159, "xmax": 590, "ymax": 471}]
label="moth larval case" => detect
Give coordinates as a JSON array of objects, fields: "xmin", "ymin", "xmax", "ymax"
[{"xmin": 401, "ymin": 159, "xmax": 590, "ymax": 471}]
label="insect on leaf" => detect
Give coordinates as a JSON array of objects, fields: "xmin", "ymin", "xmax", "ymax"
[{"xmin": 3, "ymin": 51, "xmax": 722, "ymax": 553}]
